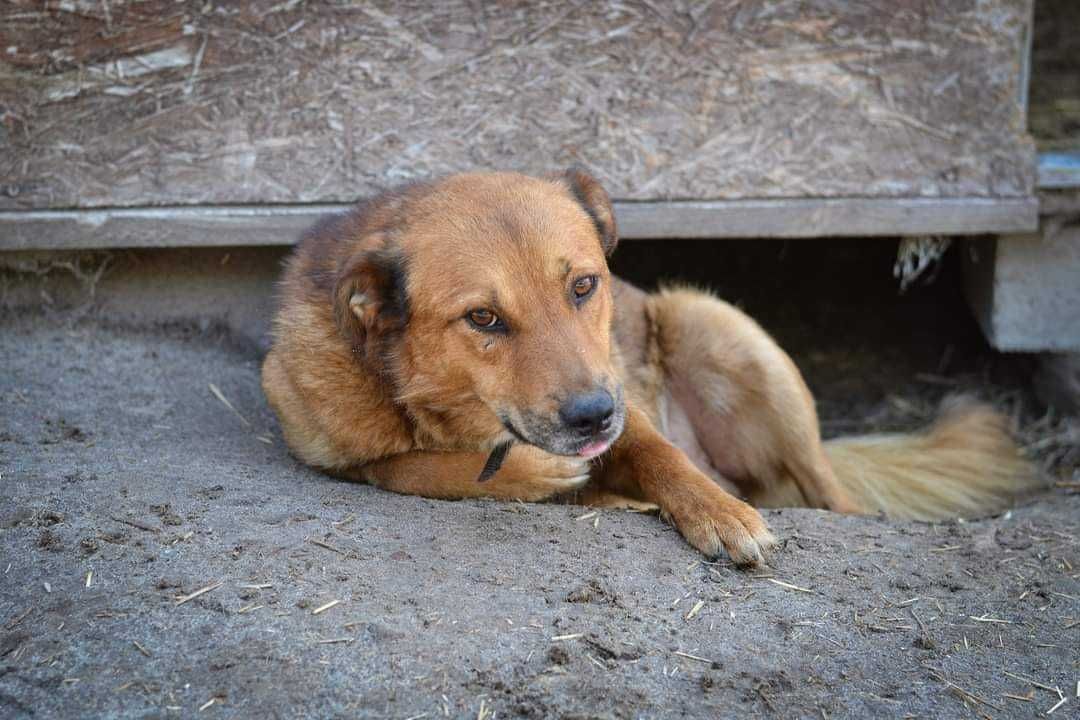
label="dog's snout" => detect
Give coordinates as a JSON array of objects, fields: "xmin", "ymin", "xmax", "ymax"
[{"xmin": 559, "ymin": 389, "xmax": 615, "ymax": 436}]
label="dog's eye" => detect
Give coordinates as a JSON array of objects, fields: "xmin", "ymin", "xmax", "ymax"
[
  {"xmin": 572, "ymin": 275, "xmax": 598, "ymax": 304},
  {"xmin": 467, "ymin": 309, "xmax": 501, "ymax": 330}
]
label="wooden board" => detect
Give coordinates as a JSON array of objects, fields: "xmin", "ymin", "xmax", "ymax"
[
  {"xmin": 0, "ymin": 0, "xmax": 1034, "ymax": 210},
  {"xmin": 0, "ymin": 197, "xmax": 1039, "ymax": 251},
  {"xmin": 1038, "ymin": 151, "xmax": 1080, "ymax": 189},
  {"xmin": 1029, "ymin": 0, "xmax": 1080, "ymax": 153}
]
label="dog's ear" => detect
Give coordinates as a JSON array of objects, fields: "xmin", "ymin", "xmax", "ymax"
[
  {"xmin": 333, "ymin": 237, "xmax": 409, "ymax": 355},
  {"xmin": 556, "ymin": 166, "xmax": 618, "ymax": 256}
]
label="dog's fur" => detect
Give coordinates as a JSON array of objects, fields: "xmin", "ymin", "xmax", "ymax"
[{"xmin": 262, "ymin": 169, "xmax": 1039, "ymax": 566}]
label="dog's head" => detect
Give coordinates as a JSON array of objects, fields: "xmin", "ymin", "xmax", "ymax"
[{"xmin": 333, "ymin": 168, "xmax": 625, "ymax": 458}]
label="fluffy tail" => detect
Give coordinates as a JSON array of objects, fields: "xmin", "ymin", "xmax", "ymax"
[{"xmin": 821, "ymin": 398, "xmax": 1041, "ymax": 521}]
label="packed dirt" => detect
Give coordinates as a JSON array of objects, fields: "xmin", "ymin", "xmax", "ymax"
[{"xmin": 2, "ymin": 240, "xmax": 1078, "ymax": 718}]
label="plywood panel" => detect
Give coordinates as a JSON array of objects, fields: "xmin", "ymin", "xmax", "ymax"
[{"xmin": 0, "ymin": 0, "xmax": 1034, "ymax": 209}]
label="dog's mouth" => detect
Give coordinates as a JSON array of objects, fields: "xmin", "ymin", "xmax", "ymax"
[
  {"xmin": 498, "ymin": 395, "xmax": 625, "ymax": 460},
  {"xmin": 478, "ymin": 407, "xmax": 622, "ymax": 483},
  {"xmin": 576, "ymin": 437, "xmax": 613, "ymax": 459}
]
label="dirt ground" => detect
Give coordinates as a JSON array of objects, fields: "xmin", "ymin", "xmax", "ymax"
[{"xmin": 2, "ymin": 241, "xmax": 1079, "ymax": 719}]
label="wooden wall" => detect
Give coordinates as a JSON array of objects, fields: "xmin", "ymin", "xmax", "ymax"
[{"xmin": 0, "ymin": 0, "xmax": 1034, "ymax": 209}]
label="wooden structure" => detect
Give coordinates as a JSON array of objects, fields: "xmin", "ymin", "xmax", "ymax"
[
  {"xmin": 4, "ymin": 0, "xmax": 1077, "ymax": 350},
  {"xmin": 963, "ymin": 0, "xmax": 1080, "ymax": 352},
  {"xmin": 1030, "ymin": 0, "xmax": 1080, "ymax": 187},
  {"xmin": 1, "ymin": 2, "xmax": 1036, "ymax": 226}
]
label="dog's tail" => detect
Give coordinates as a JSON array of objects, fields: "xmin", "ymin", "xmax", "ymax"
[{"xmin": 817, "ymin": 397, "xmax": 1041, "ymax": 520}]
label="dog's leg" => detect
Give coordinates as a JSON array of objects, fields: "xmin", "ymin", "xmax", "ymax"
[
  {"xmin": 596, "ymin": 404, "xmax": 777, "ymax": 566},
  {"xmin": 649, "ymin": 288, "xmax": 859, "ymax": 513},
  {"xmin": 354, "ymin": 444, "xmax": 591, "ymax": 502}
]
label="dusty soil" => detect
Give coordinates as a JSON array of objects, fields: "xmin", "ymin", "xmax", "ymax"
[{"xmin": 1, "ymin": 241, "xmax": 1079, "ymax": 718}]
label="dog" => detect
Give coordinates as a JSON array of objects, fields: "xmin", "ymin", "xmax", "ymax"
[{"xmin": 262, "ymin": 168, "xmax": 1038, "ymax": 566}]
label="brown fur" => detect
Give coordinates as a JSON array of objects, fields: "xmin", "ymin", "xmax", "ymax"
[{"xmin": 263, "ymin": 169, "xmax": 1039, "ymax": 566}]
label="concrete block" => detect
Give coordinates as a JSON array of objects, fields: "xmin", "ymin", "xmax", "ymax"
[{"xmin": 964, "ymin": 224, "xmax": 1080, "ymax": 351}]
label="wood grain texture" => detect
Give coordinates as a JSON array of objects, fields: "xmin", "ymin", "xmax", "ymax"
[
  {"xmin": 0, "ymin": 197, "xmax": 1038, "ymax": 251},
  {"xmin": 1029, "ymin": 0, "xmax": 1080, "ymax": 152},
  {"xmin": 0, "ymin": 0, "xmax": 1034, "ymax": 210}
]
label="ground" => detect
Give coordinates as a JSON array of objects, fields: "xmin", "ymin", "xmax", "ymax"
[{"xmin": 1, "ymin": 241, "xmax": 1079, "ymax": 719}]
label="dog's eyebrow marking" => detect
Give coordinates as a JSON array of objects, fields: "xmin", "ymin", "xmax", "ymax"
[
  {"xmin": 559, "ymin": 258, "xmax": 572, "ymax": 279},
  {"xmin": 348, "ymin": 292, "xmax": 368, "ymax": 316},
  {"xmin": 477, "ymin": 440, "xmax": 513, "ymax": 482}
]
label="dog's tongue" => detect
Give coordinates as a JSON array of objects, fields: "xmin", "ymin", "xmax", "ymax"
[{"xmin": 578, "ymin": 440, "xmax": 610, "ymax": 459}]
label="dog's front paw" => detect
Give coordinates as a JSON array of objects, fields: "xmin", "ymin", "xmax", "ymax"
[
  {"xmin": 663, "ymin": 483, "xmax": 777, "ymax": 566},
  {"xmin": 494, "ymin": 445, "xmax": 591, "ymax": 500}
]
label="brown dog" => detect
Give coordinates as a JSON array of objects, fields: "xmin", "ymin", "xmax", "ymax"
[{"xmin": 262, "ymin": 169, "xmax": 1038, "ymax": 566}]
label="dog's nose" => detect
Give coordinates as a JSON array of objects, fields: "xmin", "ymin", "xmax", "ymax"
[{"xmin": 559, "ymin": 389, "xmax": 614, "ymax": 436}]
